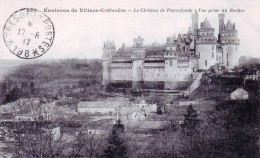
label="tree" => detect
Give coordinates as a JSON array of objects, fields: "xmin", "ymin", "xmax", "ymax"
[
  {"xmin": 212, "ymin": 99, "xmax": 259, "ymax": 157},
  {"xmin": 105, "ymin": 84, "xmax": 114, "ymax": 93},
  {"xmin": 157, "ymin": 106, "xmax": 163, "ymax": 115},
  {"xmin": 72, "ymin": 129, "xmax": 105, "ymax": 158},
  {"xmin": 186, "ymin": 99, "xmax": 260, "ymax": 158},
  {"xmin": 6, "ymin": 85, "xmax": 20, "ymax": 103},
  {"xmin": 0, "ymin": 82, "xmax": 7, "ymax": 104},
  {"xmin": 183, "ymin": 105, "xmax": 199, "ymax": 130},
  {"xmin": 113, "ymin": 119, "xmax": 125, "ymax": 132},
  {"xmin": 103, "ymin": 128, "xmax": 127, "ymax": 158},
  {"xmin": 29, "ymin": 82, "xmax": 35, "ymax": 95},
  {"xmin": 5, "ymin": 121, "xmax": 71, "ymax": 158},
  {"xmin": 180, "ymin": 105, "xmax": 200, "ymax": 157},
  {"xmin": 146, "ymin": 130, "xmax": 177, "ymax": 158}
]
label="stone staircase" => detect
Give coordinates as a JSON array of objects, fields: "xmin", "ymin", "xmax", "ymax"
[{"xmin": 187, "ymin": 72, "xmax": 203, "ymax": 94}]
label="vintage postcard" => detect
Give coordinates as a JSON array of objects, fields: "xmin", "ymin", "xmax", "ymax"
[{"xmin": 0, "ymin": 0, "xmax": 259, "ymax": 157}]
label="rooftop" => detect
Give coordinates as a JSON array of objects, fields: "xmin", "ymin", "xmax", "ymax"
[
  {"xmin": 231, "ymin": 88, "xmax": 248, "ymax": 95},
  {"xmin": 137, "ymin": 121, "xmax": 169, "ymax": 130},
  {"xmin": 78, "ymin": 97, "xmax": 131, "ymax": 108}
]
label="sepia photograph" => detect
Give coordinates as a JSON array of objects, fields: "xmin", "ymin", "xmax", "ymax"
[{"xmin": 0, "ymin": 0, "xmax": 259, "ymax": 157}]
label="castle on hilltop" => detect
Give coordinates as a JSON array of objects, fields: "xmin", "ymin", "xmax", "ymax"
[{"xmin": 102, "ymin": 12, "xmax": 240, "ymax": 90}]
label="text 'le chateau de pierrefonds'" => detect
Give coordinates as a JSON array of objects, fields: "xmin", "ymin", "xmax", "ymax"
[{"xmin": 102, "ymin": 12, "xmax": 240, "ymax": 89}]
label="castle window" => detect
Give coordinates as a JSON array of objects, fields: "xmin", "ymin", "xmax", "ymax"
[
  {"xmin": 212, "ymin": 52, "xmax": 214, "ymax": 58},
  {"xmin": 157, "ymin": 74, "xmax": 159, "ymax": 76},
  {"xmin": 170, "ymin": 61, "xmax": 173, "ymax": 66},
  {"xmin": 205, "ymin": 60, "xmax": 207, "ymax": 67},
  {"xmin": 212, "ymin": 45, "xmax": 214, "ymax": 50}
]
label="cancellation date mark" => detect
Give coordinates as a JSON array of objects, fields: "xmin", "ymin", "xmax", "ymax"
[{"xmin": 11, "ymin": 27, "xmax": 53, "ymax": 58}]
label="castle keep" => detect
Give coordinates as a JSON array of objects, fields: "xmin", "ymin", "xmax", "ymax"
[{"xmin": 102, "ymin": 12, "xmax": 240, "ymax": 89}]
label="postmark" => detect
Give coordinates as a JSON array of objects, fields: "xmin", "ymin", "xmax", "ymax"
[{"xmin": 3, "ymin": 8, "xmax": 55, "ymax": 59}]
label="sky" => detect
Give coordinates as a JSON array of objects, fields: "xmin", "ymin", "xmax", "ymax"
[{"xmin": 0, "ymin": 0, "xmax": 259, "ymax": 60}]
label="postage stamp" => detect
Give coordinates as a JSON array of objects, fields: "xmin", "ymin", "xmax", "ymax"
[{"xmin": 3, "ymin": 8, "xmax": 55, "ymax": 59}]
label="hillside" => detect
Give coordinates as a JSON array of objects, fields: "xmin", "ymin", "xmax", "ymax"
[{"xmin": 0, "ymin": 59, "xmax": 103, "ymax": 104}]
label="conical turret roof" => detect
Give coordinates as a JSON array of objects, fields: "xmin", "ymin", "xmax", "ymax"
[
  {"xmin": 177, "ymin": 34, "xmax": 183, "ymax": 43},
  {"xmin": 201, "ymin": 18, "xmax": 212, "ymax": 29},
  {"xmin": 225, "ymin": 19, "xmax": 233, "ymax": 30}
]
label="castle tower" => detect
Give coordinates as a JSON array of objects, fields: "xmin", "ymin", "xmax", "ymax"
[
  {"xmin": 166, "ymin": 34, "xmax": 177, "ymax": 51},
  {"xmin": 219, "ymin": 18, "xmax": 240, "ymax": 70},
  {"xmin": 218, "ymin": 14, "xmax": 225, "ymax": 40},
  {"xmin": 191, "ymin": 10, "xmax": 199, "ymax": 36},
  {"xmin": 164, "ymin": 53, "xmax": 178, "ymax": 90},
  {"xmin": 102, "ymin": 40, "xmax": 116, "ymax": 86},
  {"xmin": 196, "ymin": 18, "xmax": 218, "ymax": 70},
  {"xmin": 189, "ymin": 11, "xmax": 199, "ymax": 50},
  {"xmin": 131, "ymin": 35, "xmax": 145, "ymax": 88}
]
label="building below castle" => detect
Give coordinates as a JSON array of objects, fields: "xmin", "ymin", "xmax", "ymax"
[{"xmin": 102, "ymin": 12, "xmax": 240, "ymax": 90}]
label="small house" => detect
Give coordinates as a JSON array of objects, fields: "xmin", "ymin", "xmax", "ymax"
[{"xmin": 230, "ymin": 88, "xmax": 249, "ymax": 100}]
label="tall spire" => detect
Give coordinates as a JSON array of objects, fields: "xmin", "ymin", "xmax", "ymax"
[{"xmin": 177, "ymin": 34, "xmax": 183, "ymax": 44}]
